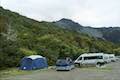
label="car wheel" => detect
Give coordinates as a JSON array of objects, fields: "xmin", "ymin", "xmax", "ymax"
[{"xmin": 96, "ymin": 62, "xmax": 102, "ymax": 67}]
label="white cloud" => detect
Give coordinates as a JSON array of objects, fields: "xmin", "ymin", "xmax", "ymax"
[{"xmin": 1, "ymin": 0, "xmax": 120, "ymax": 27}]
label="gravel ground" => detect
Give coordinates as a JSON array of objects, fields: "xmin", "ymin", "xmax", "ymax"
[{"xmin": 1, "ymin": 61, "xmax": 120, "ymax": 80}]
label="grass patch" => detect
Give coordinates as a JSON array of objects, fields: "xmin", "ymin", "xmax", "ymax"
[
  {"xmin": 0, "ymin": 68, "xmax": 30, "ymax": 77},
  {"xmin": 0, "ymin": 68, "xmax": 49, "ymax": 78}
]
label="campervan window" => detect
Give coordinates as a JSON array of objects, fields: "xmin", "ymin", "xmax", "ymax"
[
  {"xmin": 84, "ymin": 56, "xmax": 103, "ymax": 60},
  {"xmin": 78, "ymin": 57, "xmax": 82, "ymax": 60},
  {"xmin": 109, "ymin": 56, "xmax": 114, "ymax": 58}
]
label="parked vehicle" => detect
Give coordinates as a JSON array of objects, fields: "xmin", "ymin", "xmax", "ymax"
[
  {"xmin": 109, "ymin": 54, "xmax": 116, "ymax": 62},
  {"xmin": 56, "ymin": 58, "xmax": 75, "ymax": 71},
  {"xmin": 116, "ymin": 56, "xmax": 120, "ymax": 61},
  {"xmin": 104, "ymin": 54, "xmax": 111, "ymax": 63},
  {"xmin": 74, "ymin": 53, "xmax": 109, "ymax": 67}
]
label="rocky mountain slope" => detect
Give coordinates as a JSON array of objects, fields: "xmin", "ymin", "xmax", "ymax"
[{"xmin": 55, "ymin": 18, "xmax": 120, "ymax": 43}]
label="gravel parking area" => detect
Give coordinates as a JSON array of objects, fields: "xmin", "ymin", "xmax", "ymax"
[{"xmin": 1, "ymin": 61, "xmax": 120, "ymax": 80}]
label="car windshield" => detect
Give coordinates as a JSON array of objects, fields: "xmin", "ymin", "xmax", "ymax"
[{"xmin": 56, "ymin": 59, "xmax": 69, "ymax": 66}]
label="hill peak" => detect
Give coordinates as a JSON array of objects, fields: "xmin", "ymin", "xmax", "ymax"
[{"xmin": 59, "ymin": 18, "xmax": 74, "ymax": 22}]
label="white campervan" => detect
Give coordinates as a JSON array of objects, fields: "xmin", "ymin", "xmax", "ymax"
[{"xmin": 74, "ymin": 53, "xmax": 108, "ymax": 66}]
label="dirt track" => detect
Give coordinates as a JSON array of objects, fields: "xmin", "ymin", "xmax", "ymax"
[{"xmin": 1, "ymin": 61, "xmax": 120, "ymax": 80}]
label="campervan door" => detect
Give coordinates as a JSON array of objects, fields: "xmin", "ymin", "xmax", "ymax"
[{"xmin": 74, "ymin": 56, "xmax": 83, "ymax": 64}]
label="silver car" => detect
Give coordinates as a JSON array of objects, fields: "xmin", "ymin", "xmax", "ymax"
[{"xmin": 56, "ymin": 59, "xmax": 75, "ymax": 71}]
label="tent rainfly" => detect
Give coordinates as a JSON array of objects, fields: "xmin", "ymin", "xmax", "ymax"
[{"xmin": 19, "ymin": 55, "xmax": 48, "ymax": 70}]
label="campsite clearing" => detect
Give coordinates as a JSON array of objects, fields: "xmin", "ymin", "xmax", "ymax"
[{"xmin": 0, "ymin": 61, "xmax": 120, "ymax": 80}]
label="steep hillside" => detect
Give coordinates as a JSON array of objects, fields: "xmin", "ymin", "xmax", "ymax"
[
  {"xmin": 55, "ymin": 18, "xmax": 120, "ymax": 43},
  {"xmin": 55, "ymin": 18, "xmax": 104, "ymax": 39},
  {"xmin": 0, "ymin": 7, "xmax": 120, "ymax": 69},
  {"xmin": 98, "ymin": 27, "xmax": 120, "ymax": 43}
]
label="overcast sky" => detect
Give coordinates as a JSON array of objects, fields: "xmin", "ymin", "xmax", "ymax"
[{"xmin": 0, "ymin": 0, "xmax": 120, "ymax": 27}]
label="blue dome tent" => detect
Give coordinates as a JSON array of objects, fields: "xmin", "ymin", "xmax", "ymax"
[{"xmin": 20, "ymin": 55, "xmax": 48, "ymax": 70}]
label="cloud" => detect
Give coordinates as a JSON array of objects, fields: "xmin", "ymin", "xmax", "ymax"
[{"xmin": 1, "ymin": 0, "xmax": 120, "ymax": 27}]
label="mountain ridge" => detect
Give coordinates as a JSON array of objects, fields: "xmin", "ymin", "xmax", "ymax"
[{"xmin": 54, "ymin": 18, "xmax": 120, "ymax": 43}]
